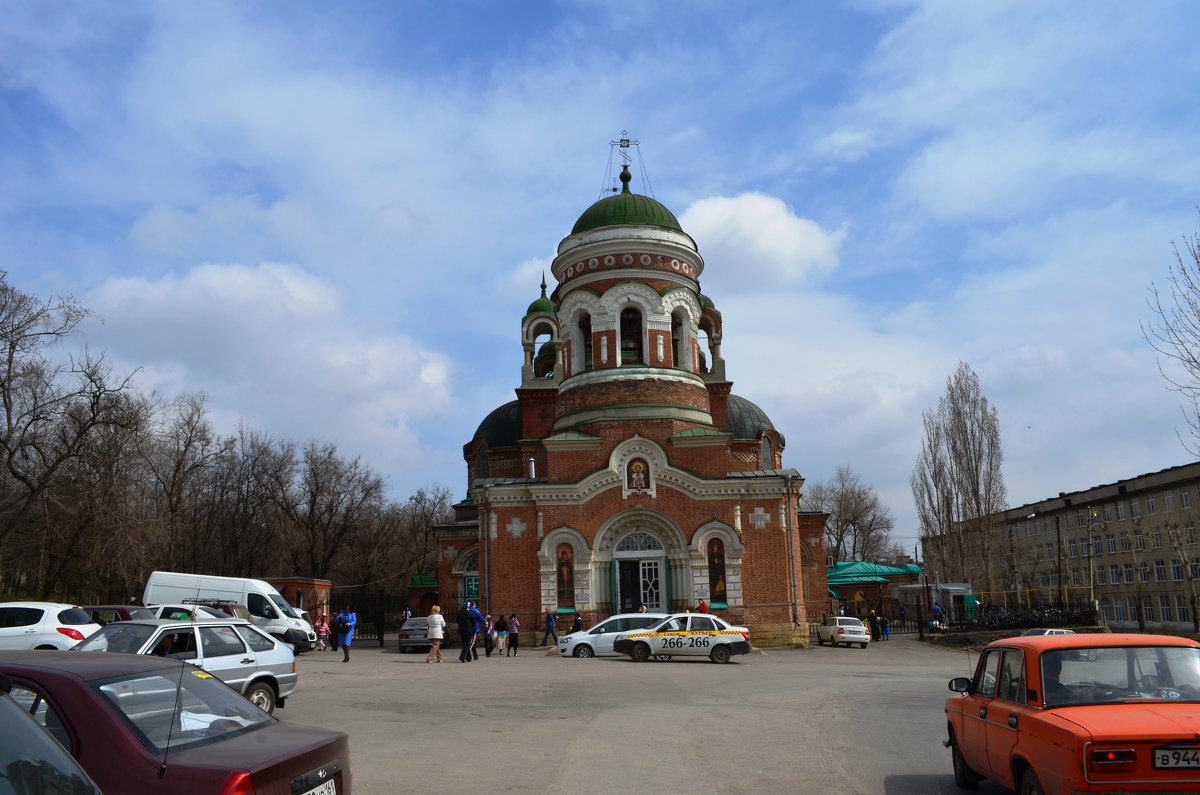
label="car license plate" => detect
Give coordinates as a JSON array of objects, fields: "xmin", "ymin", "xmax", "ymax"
[
  {"xmin": 1155, "ymin": 746, "xmax": 1200, "ymax": 768},
  {"xmin": 301, "ymin": 779, "xmax": 338, "ymax": 795}
]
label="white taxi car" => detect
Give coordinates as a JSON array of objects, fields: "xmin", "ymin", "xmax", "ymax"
[
  {"xmin": 612, "ymin": 613, "xmax": 751, "ymax": 663},
  {"xmin": 557, "ymin": 613, "xmax": 669, "ymax": 658}
]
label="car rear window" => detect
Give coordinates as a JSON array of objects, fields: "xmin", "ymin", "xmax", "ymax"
[
  {"xmin": 838, "ymin": 618, "xmax": 865, "ymax": 628},
  {"xmin": 57, "ymin": 608, "xmax": 94, "ymax": 625},
  {"xmin": 76, "ymin": 623, "xmax": 157, "ymax": 654},
  {"xmin": 234, "ymin": 624, "xmax": 277, "ymax": 652},
  {"xmin": 96, "ymin": 669, "xmax": 273, "ymax": 752}
]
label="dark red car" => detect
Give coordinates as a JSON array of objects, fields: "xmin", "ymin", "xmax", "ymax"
[{"xmin": 0, "ymin": 650, "xmax": 350, "ymax": 794}]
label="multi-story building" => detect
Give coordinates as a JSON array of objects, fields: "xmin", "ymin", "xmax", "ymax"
[{"xmin": 985, "ymin": 462, "xmax": 1200, "ymax": 629}]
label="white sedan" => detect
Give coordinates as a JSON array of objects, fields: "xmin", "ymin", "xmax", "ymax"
[
  {"xmin": 557, "ymin": 613, "xmax": 669, "ymax": 658},
  {"xmin": 816, "ymin": 616, "xmax": 870, "ymax": 648},
  {"xmin": 612, "ymin": 613, "xmax": 751, "ymax": 663}
]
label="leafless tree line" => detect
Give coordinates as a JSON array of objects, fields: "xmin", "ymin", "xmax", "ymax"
[
  {"xmin": 0, "ymin": 272, "xmax": 452, "ymax": 604},
  {"xmin": 801, "ymin": 465, "xmax": 901, "ymax": 563},
  {"xmin": 912, "ymin": 362, "xmax": 1007, "ymax": 592}
]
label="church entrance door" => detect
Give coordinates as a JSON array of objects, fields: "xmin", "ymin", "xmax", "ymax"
[{"xmin": 617, "ymin": 559, "xmax": 662, "ymax": 612}]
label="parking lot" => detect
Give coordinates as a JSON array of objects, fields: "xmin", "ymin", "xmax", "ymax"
[{"xmin": 278, "ymin": 635, "xmax": 1008, "ymax": 795}]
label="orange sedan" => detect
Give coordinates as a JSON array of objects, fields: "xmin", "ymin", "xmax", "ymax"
[{"xmin": 944, "ymin": 633, "xmax": 1200, "ymax": 794}]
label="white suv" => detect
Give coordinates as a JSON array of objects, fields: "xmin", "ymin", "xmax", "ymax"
[
  {"xmin": 0, "ymin": 602, "xmax": 101, "ymax": 650},
  {"xmin": 557, "ymin": 613, "xmax": 670, "ymax": 658}
]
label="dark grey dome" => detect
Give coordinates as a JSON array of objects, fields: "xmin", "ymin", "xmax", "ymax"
[
  {"xmin": 471, "ymin": 399, "xmax": 522, "ymax": 449},
  {"xmin": 727, "ymin": 394, "xmax": 782, "ymax": 444}
]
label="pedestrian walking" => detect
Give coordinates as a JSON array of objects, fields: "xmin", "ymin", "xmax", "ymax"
[
  {"xmin": 468, "ymin": 601, "xmax": 485, "ymax": 660},
  {"xmin": 880, "ymin": 616, "xmax": 890, "ymax": 640},
  {"xmin": 457, "ymin": 602, "xmax": 475, "ymax": 663},
  {"xmin": 335, "ymin": 604, "xmax": 357, "ymax": 663},
  {"xmin": 424, "ymin": 605, "xmax": 445, "ymax": 663},
  {"xmin": 506, "ymin": 614, "xmax": 521, "ymax": 657},
  {"xmin": 867, "ymin": 610, "xmax": 880, "ymax": 642},
  {"xmin": 315, "ymin": 614, "xmax": 329, "ymax": 651},
  {"xmin": 495, "ymin": 615, "xmax": 508, "ymax": 655},
  {"xmin": 483, "ymin": 614, "xmax": 495, "ymax": 657},
  {"xmin": 541, "ymin": 608, "xmax": 558, "ymax": 648},
  {"xmin": 571, "ymin": 614, "xmax": 583, "ymax": 633}
]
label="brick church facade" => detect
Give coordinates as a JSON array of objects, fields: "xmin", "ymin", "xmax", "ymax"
[{"xmin": 433, "ymin": 163, "xmax": 827, "ymax": 646}]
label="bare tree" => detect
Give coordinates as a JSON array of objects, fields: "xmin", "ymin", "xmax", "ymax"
[
  {"xmin": 912, "ymin": 362, "xmax": 1007, "ymax": 591},
  {"xmin": 1166, "ymin": 520, "xmax": 1200, "ymax": 632},
  {"xmin": 801, "ymin": 465, "xmax": 898, "ymax": 562},
  {"xmin": 264, "ymin": 441, "xmax": 385, "ymax": 579},
  {"xmin": 1144, "ymin": 213, "xmax": 1200, "ymax": 455},
  {"xmin": 1118, "ymin": 526, "xmax": 1149, "ymax": 632}
]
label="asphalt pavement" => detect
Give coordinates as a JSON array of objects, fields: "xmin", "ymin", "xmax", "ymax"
[{"xmin": 277, "ymin": 634, "xmax": 1004, "ymax": 795}]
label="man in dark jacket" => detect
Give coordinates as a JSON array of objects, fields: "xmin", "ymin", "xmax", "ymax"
[
  {"xmin": 467, "ymin": 602, "xmax": 485, "ymax": 660},
  {"xmin": 457, "ymin": 602, "xmax": 475, "ymax": 663}
]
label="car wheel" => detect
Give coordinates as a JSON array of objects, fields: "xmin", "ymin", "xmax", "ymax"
[
  {"xmin": 816, "ymin": 635, "xmax": 825, "ymax": 646},
  {"xmin": 860, "ymin": 643, "xmax": 867, "ymax": 649},
  {"xmin": 1018, "ymin": 768, "xmax": 1044, "ymax": 795},
  {"xmin": 710, "ymin": 645, "xmax": 732, "ymax": 664},
  {"xmin": 950, "ymin": 736, "xmax": 979, "ymax": 790},
  {"xmin": 630, "ymin": 643, "xmax": 651, "ymax": 663},
  {"xmin": 574, "ymin": 645, "xmax": 594, "ymax": 658},
  {"xmin": 245, "ymin": 682, "xmax": 276, "ymax": 714}
]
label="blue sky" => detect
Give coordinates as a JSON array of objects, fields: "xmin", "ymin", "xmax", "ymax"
[{"xmin": 4, "ymin": 1, "xmax": 1200, "ymax": 555}]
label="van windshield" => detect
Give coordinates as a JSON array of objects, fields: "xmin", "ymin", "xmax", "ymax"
[{"xmin": 269, "ymin": 593, "xmax": 299, "ymax": 619}]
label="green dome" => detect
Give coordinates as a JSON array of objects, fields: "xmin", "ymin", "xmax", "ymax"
[
  {"xmin": 523, "ymin": 277, "xmax": 556, "ymax": 320},
  {"xmin": 571, "ymin": 165, "xmax": 682, "ymax": 235},
  {"xmin": 698, "ymin": 292, "xmax": 715, "ymax": 310}
]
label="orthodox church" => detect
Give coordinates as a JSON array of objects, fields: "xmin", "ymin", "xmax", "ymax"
[{"xmin": 433, "ymin": 155, "xmax": 828, "ymax": 645}]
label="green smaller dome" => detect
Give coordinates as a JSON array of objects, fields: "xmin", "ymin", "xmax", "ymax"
[
  {"xmin": 523, "ymin": 276, "xmax": 556, "ymax": 320},
  {"xmin": 698, "ymin": 293, "xmax": 715, "ymax": 310}
]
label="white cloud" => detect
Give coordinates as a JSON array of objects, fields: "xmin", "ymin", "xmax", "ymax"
[
  {"xmin": 82, "ymin": 262, "xmax": 453, "ymax": 486},
  {"xmin": 681, "ymin": 194, "xmax": 847, "ymax": 294}
]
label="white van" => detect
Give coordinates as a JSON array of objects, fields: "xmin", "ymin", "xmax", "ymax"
[{"xmin": 142, "ymin": 571, "xmax": 317, "ymax": 652}]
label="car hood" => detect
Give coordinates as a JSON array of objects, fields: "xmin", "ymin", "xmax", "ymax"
[{"xmin": 1049, "ymin": 703, "xmax": 1200, "ymax": 739}]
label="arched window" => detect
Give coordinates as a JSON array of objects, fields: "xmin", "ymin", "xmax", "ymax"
[
  {"xmin": 760, "ymin": 436, "xmax": 773, "ymax": 470},
  {"xmin": 577, "ymin": 313, "xmax": 593, "ymax": 372},
  {"xmin": 620, "ymin": 307, "xmax": 643, "ymax": 365},
  {"xmin": 707, "ymin": 538, "xmax": 728, "ymax": 607},
  {"xmin": 556, "ymin": 544, "xmax": 574, "ymax": 609},
  {"xmin": 696, "ymin": 329, "xmax": 710, "ymax": 373},
  {"xmin": 671, "ymin": 311, "xmax": 687, "ymax": 369}
]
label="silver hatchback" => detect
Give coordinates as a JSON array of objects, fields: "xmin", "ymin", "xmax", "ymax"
[{"xmin": 74, "ymin": 618, "xmax": 296, "ymax": 713}]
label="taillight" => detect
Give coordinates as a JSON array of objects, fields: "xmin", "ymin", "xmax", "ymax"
[
  {"xmin": 1089, "ymin": 748, "xmax": 1136, "ymax": 770},
  {"xmin": 219, "ymin": 770, "xmax": 255, "ymax": 795},
  {"xmin": 57, "ymin": 627, "xmax": 85, "ymax": 641},
  {"xmin": 837, "ymin": 627, "xmax": 845, "ymax": 635},
  {"xmin": 740, "ymin": 632, "xmax": 750, "ymax": 640}
]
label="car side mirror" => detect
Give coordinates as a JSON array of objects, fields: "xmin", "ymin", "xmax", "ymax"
[{"xmin": 948, "ymin": 677, "xmax": 972, "ymax": 693}]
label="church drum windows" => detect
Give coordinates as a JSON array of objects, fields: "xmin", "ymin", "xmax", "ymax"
[{"xmin": 620, "ymin": 307, "xmax": 644, "ymax": 365}]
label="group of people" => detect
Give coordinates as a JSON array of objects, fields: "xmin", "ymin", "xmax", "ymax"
[
  {"xmin": 313, "ymin": 605, "xmax": 357, "ymax": 662},
  {"xmin": 421, "ymin": 604, "xmax": 525, "ymax": 663},
  {"xmin": 418, "ymin": 605, "xmax": 585, "ymax": 662}
]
